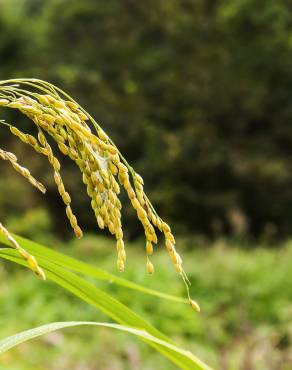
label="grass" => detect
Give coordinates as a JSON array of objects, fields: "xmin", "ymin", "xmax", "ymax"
[{"xmin": 0, "ymin": 235, "xmax": 291, "ymax": 369}]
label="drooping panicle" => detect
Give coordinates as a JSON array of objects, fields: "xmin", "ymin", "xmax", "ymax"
[{"xmin": 0, "ymin": 78, "xmax": 199, "ymax": 310}]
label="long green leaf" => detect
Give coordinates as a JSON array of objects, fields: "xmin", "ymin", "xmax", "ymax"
[
  {"xmin": 0, "ymin": 234, "xmax": 185, "ymax": 304},
  {"xmin": 0, "ymin": 321, "xmax": 200, "ymax": 364},
  {"xmin": 0, "ymin": 248, "xmax": 211, "ymax": 370}
]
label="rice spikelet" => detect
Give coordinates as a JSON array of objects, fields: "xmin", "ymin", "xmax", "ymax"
[{"xmin": 0, "ymin": 222, "xmax": 45, "ymax": 280}]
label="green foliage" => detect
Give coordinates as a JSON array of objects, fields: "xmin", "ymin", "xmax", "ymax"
[
  {"xmin": 0, "ymin": 321, "xmax": 209, "ymax": 369},
  {"xmin": 1, "ymin": 236, "xmax": 291, "ymax": 369},
  {"xmin": 0, "ymin": 234, "xmax": 209, "ymax": 370},
  {"xmin": 1, "ymin": 0, "xmax": 292, "ymax": 238}
]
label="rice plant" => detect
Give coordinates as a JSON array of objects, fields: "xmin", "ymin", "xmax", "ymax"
[{"xmin": 0, "ymin": 78, "xmax": 207, "ymax": 369}]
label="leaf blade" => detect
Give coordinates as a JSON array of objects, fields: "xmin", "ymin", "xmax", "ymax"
[
  {"xmin": 0, "ymin": 234, "xmax": 186, "ymax": 304},
  {"xmin": 0, "ymin": 248, "xmax": 211, "ymax": 370}
]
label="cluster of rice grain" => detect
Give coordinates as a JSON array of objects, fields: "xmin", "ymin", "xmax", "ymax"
[
  {"xmin": 0, "ymin": 79, "xmax": 199, "ymax": 311},
  {"xmin": 0, "ymin": 222, "xmax": 45, "ymax": 280}
]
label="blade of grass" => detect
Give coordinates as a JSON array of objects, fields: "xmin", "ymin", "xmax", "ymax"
[
  {"xmin": 0, "ymin": 321, "xmax": 199, "ymax": 363},
  {"xmin": 0, "ymin": 248, "xmax": 211, "ymax": 370},
  {"xmin": 0, "ymin": 233, "xmax": 186, "ymax": 304}
]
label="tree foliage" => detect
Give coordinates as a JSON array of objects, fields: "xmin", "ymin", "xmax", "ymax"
[{"xmin": 1, "ymin": 0, "xmax": 292, "ymax": 240}]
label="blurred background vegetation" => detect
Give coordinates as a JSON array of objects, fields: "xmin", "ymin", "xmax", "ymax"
[{"xmin": 0, "ymin": 0, "xmax": 292, "ymax": 369}]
